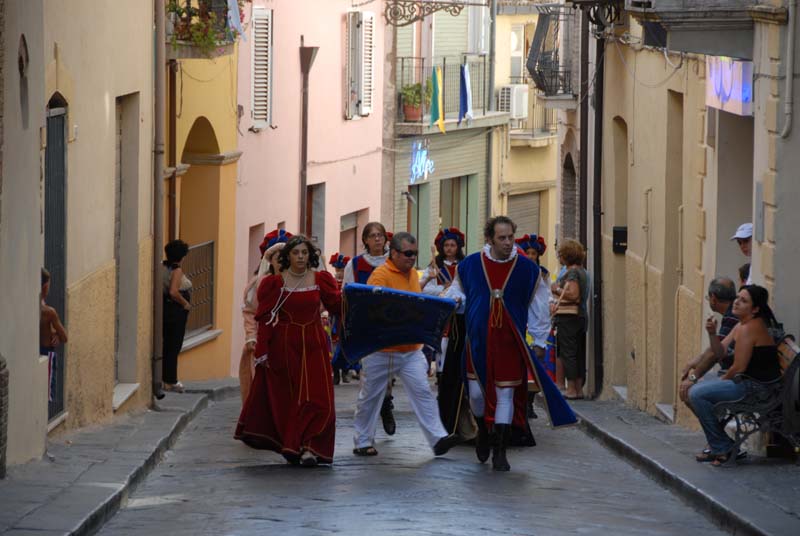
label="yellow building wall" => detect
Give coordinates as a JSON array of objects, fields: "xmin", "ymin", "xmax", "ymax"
[
  {"xmin": 166, "ymin": 45, "xmax": 239, "ymax": 381},
  {"xmin": 600, "ymin": 35, "xmax": 707, "ymax": 425}
]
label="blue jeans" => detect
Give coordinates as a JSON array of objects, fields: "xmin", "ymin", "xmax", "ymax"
[{"xmin": 688, "ymin": 379, "xmax": 748, "ymax": 455}]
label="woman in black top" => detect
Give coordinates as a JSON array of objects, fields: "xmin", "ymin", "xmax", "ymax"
[{"xmin": 689, "ymin": 285, "xmax": 781, "ymax": 465}]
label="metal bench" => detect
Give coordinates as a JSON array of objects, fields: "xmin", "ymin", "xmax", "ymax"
[{"xmin": 713, "ymin": 336, "xmax": 800, "ymax": 465}]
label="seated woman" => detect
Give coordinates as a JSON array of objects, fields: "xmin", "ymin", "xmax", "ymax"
[
  {"xmin": 235, "ymin": 235, "xmax": 342, "ymax": 467},
  {"xmin": 689, "ymin": 285, "xmax": 782, "ymax": 466}
]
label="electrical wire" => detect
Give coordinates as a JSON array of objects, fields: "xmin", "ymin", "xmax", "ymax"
[{"xmin": 611, "ymin": 39, "xmax": 682, "ymax": 89}]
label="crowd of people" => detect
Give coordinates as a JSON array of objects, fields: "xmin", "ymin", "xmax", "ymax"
[{"xmin": 228, "ymin": 216, "xmax": 581, "ymax": 470}]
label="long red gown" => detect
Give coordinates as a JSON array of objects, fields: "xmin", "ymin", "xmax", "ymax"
[{"xmin": 235, "ymin": 270, "xmax": 342, "ymax": 464}]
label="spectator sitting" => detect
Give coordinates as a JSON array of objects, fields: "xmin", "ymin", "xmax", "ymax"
[{"xmin": 679, "ymin": 277, "xmax": 739, "ymax": 402}]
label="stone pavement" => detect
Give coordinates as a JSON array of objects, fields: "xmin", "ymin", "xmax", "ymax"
[
  {"xmin": 571, "ymin": 398, "xmax": 800, "ymax": 536},
  {"xmin": 98, "ymin": 382, "xmax": 726, "ymax": 536},
  {"xmin": 0, "ymin": 380, "xmax": 237, "ymax": 536}
]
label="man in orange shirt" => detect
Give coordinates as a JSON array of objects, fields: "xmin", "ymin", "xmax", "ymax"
[{"xmin": 352, "ymin": 232, "xmax": 458, "ymax": 457}]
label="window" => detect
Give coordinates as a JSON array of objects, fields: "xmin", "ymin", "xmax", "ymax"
[
  {"xmin": 251, "ymin": 8, "xmax": 273, "ymax": 129},
  {"xmin": 345, "ymin": 11, "xmax": 376, "ymax": 119}
]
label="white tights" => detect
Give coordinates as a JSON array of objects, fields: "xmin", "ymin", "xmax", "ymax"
[{"xmin": 468, "ymin": 380, "xmax": 514, "ymax": 425}]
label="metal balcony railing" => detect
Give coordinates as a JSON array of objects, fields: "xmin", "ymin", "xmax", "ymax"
[
  {"xmin": 182, "ymin": 240, "xmax": 215, "ymax": 338},
  {"xmin": 396, "ymin": 55, "xmax": 489, "ymax": 124}
]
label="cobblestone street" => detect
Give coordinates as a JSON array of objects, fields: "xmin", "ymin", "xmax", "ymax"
[{"xmin": 99, "ymin": 383, "xmax": 726, "ymax": 536}]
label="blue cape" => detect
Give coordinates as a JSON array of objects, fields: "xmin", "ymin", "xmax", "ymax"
[{"xmin": 458, "ymin": 252, "xmax": 577, "ymax": 428}]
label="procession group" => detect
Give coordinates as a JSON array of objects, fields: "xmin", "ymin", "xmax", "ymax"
[{"xmin": 232, "ymin": 216, "xmax": 580, "ymax": 471}]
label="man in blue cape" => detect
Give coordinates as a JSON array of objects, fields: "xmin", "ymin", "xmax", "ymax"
[{"xmin": 446, "ymin": 216, "xmax": 577, "ymax": 471}]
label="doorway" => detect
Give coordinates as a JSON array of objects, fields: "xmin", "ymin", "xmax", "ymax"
[{"xmin": 44, "ymin": 96, "xmax": 68, "ymax": 421}]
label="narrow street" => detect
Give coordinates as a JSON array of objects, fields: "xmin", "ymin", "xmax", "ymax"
[{"xmin": 99, "ymin": 384, "xmax": 725, "ymax": 536}]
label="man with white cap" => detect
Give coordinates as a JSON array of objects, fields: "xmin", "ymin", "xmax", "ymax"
[{"xmin": 730, "ymin": 222, "xmax": 753, "ymax": 284}]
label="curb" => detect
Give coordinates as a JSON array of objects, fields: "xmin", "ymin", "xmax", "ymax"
[
  {"xmin": 576, "ymin": 410, "xmax": 767, "ymax": 536},
  {"xmin": 69, "ymin": 384, "xmax": 237, "ymax": 536}
]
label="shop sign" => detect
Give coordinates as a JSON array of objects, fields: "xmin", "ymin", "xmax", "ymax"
[
  {"xmin": 410, "ymin": 140, "xmax": 435, "ymax": 184},
  {"xmin": 706, "ymin": 56, "xmax": 753, "ymax": 117}
]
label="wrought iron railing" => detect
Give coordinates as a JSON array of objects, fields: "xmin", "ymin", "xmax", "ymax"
[
  {"xmin": 396, "ymin": 55, "xmax": 489, "ymax": 123},
  {"xmin": 182, "ymin": 240, "xmax": 215, "ymax": 337},
  {"xmin": 527, "ymin": 6, "xmax": 576, "ymax": 97}
]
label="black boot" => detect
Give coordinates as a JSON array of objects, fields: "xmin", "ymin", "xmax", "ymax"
[
  {"xmin": 333, "ymin": 369, "xmax": 341, "ymax": 385},
  {"xmin": 475, "ymin": 417, "xmax": 491, "ymax": 463},
  {"xmin": 527, "ymin": 392, "xmax": 538, "ymax": 419},
  {"xmin": 380, "ymin": 395, "xmax": 396, "ymax": 435},
  {"xmin": 492, "ymin": 424, "xmax": 511, "ymax": 472}
]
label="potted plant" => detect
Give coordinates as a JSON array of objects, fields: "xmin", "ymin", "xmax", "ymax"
[
  {"xmin": 166, "ymin": 0, "xmax": 248, "ymax": 58},
  {"xmin": 401, "ymin": 79, "xmax": 433, "ymax": 121}
]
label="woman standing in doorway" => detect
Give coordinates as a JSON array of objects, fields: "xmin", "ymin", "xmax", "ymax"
[
  {"xmin": 235, "ymin": 235, "xmax": 342, "ymax": 466},
  {"xmin": 162, "ymin": 239, "xmax": 192, "ymax": 393}
]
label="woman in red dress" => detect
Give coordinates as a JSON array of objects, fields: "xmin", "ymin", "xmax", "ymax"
[{"xmin": 235, "ymin": 235, "xmax": 342, "ymax": 466}]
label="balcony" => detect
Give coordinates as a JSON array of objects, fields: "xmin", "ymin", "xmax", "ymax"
[
  {"xmin": 527, "ymin": 4, "xmax": 576, "ymax": 101},
  {"xmin": 166, "ymin": 0, "xmax": 242, "ymax": 59},
  {"xmin": 396, "ymin": 55, "xmax": 509, "ymax": 135},
  {"xmin": 504, "ymin": 84, "xmax": 558, "ymax": 147},
  {"xmin": 622, "ymin": 1, "xmax": 787, "ymax": 59}
]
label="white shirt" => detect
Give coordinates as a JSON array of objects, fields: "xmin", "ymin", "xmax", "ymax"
[
  {"xmin": 444, "ymin": 244, "xmax": 550, "ymax": 349},
  {"xmin": 421, "ymin": 260, "xmax": 458, "ymax": 296},
  {"xmin": 343, "ymin": 251, "xmax": 388, "ymax": 285}
]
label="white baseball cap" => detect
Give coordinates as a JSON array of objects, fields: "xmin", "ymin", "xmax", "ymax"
[{"xmin": 730, "ymin": 223, "xmax": 753, "ymax": 241}]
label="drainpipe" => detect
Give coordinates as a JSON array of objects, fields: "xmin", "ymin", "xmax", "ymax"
[
  {"xmin": 299, "ymin": 36, "xmax": 318, "ymax": 235},
  {"xmin": 152, "ymin": 0, "xmax": 166, "ymax": 401},
  {"xmin": 0, "ymin": 353, "xmax": 8, "ymax": 478},
  {"xmin": 642, "ymin": 187, "xmax": 653, "ymax": 410},
  {"xmin": 781, "ymin": 0, "xmax": 796, "ymax": 139},
  {"xmin": 487, "ymin": 0, "xmax": 497, "ymax": 220},
  {"xmin": 579, "ymin": 12, "xmax": 589, "ymax": 247},
  {"xmin": 591, "ymin": 34, "xmax": 606, "ymax": 398}
]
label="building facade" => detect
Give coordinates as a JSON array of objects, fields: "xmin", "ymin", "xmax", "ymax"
[
  {"xmin": 230, "ymin": 0, "xmax": 387, "ymax": 372},
  {"xmin": 392, "ymin": 6, "xmax": 508, "ymax": 260}
]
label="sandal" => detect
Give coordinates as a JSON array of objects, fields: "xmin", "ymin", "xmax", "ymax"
[
  {"xmin": 695, "ymin": 451, "xmax": 717, "ymax": 463},
  {"xmin": 710, "ymin": 453, "xmax": 733, "ymax": 467},
  {"xmin": 352, "ymin": 446, "xmax": 378, "ymax": 457},
  {"xmin": 163, "ymin": 382, "xmax": 185, "ymax": 393}
]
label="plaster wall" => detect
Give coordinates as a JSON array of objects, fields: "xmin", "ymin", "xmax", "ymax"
[
  {"xmin": 232, "ymin": 0, "xmax": 386, "ymax": 374},
  {"xmin": 495, "ymin": 13, "xmax": 538, "ymax": 86},
  {"xmin": 600, "ymin": 41, "xmax": 707, "ymax": 419},
  {"xmin": 1, "ymin": 0, "xmax": 49, "ymax": 465}
]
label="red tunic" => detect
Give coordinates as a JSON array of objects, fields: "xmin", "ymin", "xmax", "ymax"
[
  {"xmin": 235, "ymin": 271, "xmax": 342, "ymax": 464},
  {"xmin": 465, "ymin": 254, "xmax": 534, "ymax": 427}
]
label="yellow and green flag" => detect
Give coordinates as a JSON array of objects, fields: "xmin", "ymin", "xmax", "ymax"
[{"xmin": 429, "ymin": 66, "xmax": 446, "ymax": 134}]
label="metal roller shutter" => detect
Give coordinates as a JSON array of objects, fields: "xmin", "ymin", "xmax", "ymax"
[{"xmin": 507, "ymin": 192, "xmax": 540, "ymax": 234}]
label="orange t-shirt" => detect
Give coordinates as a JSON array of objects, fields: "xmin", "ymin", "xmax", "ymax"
[{"xmin": 367, "ymin": 259, "xmax": 423, "ymax": 353}]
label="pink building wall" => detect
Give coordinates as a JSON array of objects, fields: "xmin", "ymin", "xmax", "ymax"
[{"xmin": 231, "ymin": 0, "xmax": 386, "ymax": 373}]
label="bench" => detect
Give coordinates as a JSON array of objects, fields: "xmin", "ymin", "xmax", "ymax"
[{"xmin": 713, "ymin": 336, "xmax": 800, "ymax": 465}]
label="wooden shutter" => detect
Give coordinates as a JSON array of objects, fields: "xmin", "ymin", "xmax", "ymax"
[
  {"xmin": 359, "ymin": 12, "xmax": 375, "ymax": 116},
  {"xmin": 345, "ymin": 11, "xmax": 375, "ymax": 119},
  {"xmin": 251, "ymin": 8, "xmax": 273, "ymax": 128}
]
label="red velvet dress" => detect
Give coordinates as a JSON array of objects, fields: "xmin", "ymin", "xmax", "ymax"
[{"xmin": 235, "ymin": 270, "xmax": 342, "ymax": 464}]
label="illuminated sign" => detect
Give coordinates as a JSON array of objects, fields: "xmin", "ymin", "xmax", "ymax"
[
  {"xmin": 410, "ymin": 140, "xmax": 435, "ymax": 184},
  {"xmin": 706, "ymin": 56, "xmax": 753, "ymax": 117}
]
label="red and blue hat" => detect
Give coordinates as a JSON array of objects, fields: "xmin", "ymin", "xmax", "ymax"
[
  {"xmin": 515, "ymin": 234, "xmax": 547, "ymax": 256},
  {"xmin": 434, "ymin": 227, "xmax": 465, "ymax": 250},
  {"xmin": 329, "ymin": 253, "xmax": 351, "ymax": 269},
  {"xmin": 259, "ymin": 229, "xmax": 293, "ymax": 256}
]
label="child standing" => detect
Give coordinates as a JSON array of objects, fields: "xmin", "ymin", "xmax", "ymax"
[{"xmin": 40, "ymin": 268, "xmax": 68, "ymax": 402}]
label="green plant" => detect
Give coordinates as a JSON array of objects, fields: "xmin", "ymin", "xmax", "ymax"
[
  {"xmin": 167, "ymin": 0, "xmax": 248, "ymax": 57},
  {"xmin": 401, "ymin": 79, "xmax": 433, "ymax": 108}
]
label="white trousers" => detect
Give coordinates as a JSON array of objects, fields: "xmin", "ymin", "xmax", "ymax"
[
  {"xmin": 468, "ymin": 380, "xmax": 514, "ymax": 425},
  {"xmin": 353, "ymin": 349, "xmax": 448, "ymax": 449}
]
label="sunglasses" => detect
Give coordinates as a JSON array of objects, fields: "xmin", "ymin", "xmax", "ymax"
[{"xmin": 397, "ymin": 249, "xmax": 418, "ymax": 258}]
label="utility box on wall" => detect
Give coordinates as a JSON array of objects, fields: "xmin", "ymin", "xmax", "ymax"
[{"xmin": 612, "ymin": 226, "xmax": 628, "ymax": 254}]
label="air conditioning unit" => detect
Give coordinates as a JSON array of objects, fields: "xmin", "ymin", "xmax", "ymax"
[{"xmin": 498, "ymin": 84, "xmax": 529, "ymax": 120}]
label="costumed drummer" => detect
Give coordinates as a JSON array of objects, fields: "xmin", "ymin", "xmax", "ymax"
[
  {"xmin": 329, "ymin": 252, "xmax": 351, "ymax": 385},
  {"xmin": 352, "ymin": 232, "xmax": 459, "ymax": 458},
  {"xmin": 419, "ymin": 227, "xmax": 470, "ymax": 437},
  {"xmin": 445, "ymin": 216, "xmax": 577, "ymax": 472},
  {"xmin": 342, "ymin": 222, "xmax": 397, "ymax": 436}
]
